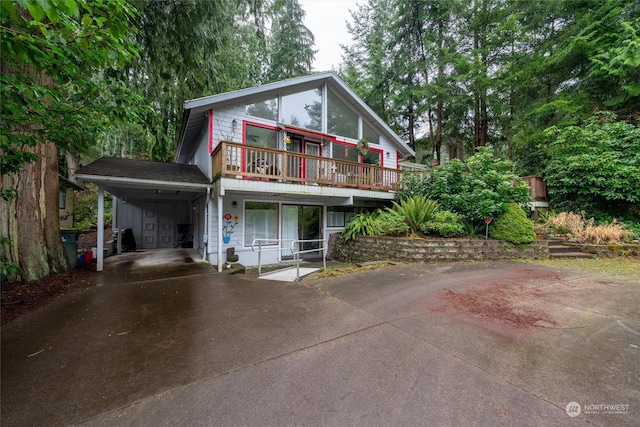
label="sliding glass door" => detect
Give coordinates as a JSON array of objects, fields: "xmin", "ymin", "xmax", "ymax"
[{"xmin": 281, "ymin": 205, "xmax": 322, "ymax": 260}]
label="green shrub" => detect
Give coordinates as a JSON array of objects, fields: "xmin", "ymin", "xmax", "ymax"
[
  {"xmin": 489, "ymin": 203, "xmax": 536, "ymax": 244},
  {"xmin": 387, "ymin": 195, "xmax": 439, "ymax": 234},
  {"xmin": 342, "ymin": 212, "xmax": 381, "ymax": 241},
  {"xmin": 421, "ymin": 211, "xmax": 465, "ymax": 237},
  {"xmin": 422, "ymin": 221, "xmax": 465, "ymax": 237},
  {"xmin": 376, "ymin": 211, "xmax": 410, "ymax": 236},
  {"xmin": 397, "ymin": 147, "xmax": 531, "ymax": 222}
]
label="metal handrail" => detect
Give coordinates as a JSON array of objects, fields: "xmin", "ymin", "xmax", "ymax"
[
  {"xmin": 251, "ymin": 239, "xmax": 295, "ymax": 277},
  {"xmin": 251, "ymin": 237, "xmax": 326, "ymax": 280},
  {"xmin": 291, "ymin": 239, "xmax": 326, "ymax": 280}
]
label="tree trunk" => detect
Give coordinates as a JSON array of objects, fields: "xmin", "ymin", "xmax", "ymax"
[
  {"xmin": 0, "ymin": 63, "xmax": 69, "ymax": 283},
  {"xmin": 1, "ymin": 143, "xmax": 69, "ymax": 282},
  {"xmin": 407, "ymin": 101, "xmax": 416, "ymax": 151},
  {"xmin": 479, "ymin": 89, "xmax": 488, "ymax": 147}
]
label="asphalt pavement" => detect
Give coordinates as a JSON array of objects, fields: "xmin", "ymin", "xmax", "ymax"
[{"xmin": 1, "ymin": 251, "xmax": 638, "ymax": 426}]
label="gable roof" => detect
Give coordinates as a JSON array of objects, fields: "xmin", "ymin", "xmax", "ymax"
[{"xmin": 175, "ymin": 71, "xmax": 415, "ymax": 163}]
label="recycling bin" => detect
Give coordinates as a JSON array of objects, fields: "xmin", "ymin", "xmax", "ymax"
[{"xmin": 61, "ymin": 229, "xmax": 81, "ymax": 267}]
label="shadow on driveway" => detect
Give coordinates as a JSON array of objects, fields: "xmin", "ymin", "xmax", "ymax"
[{"xmin": 1, "ymin": 258, "xmax": 638, "ymax": 426}]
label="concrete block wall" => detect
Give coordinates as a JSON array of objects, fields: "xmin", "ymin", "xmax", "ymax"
[{"xmin": 330, "ymin": 235, "xmax": 550, "ymax": 263}]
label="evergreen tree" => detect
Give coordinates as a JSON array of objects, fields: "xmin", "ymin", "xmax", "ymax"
[{"xmin": 265, "ymin": 0, "xmax": 316, "ymax": 82}]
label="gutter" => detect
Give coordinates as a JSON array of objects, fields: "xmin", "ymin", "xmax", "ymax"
[{"xmin": 74, "ymin": 174, "xmax": 210, "ymax": 190}]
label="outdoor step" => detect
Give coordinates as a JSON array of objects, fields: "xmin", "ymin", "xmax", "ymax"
[
  {"xmin": 548, "ymin": 245, "xmax": 583, "ymax": 254},
  {"xmin": 550, "ymin": 251, "xmax": 595, "ymax": 259}
]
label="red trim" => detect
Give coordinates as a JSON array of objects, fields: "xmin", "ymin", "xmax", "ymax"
[
  {"xmin": 239, "ymin": 121, "xmax": 397, "ymax": 173},
  {"xmin": 302, "ymin": 139, "xmax": 322, "ymax": 179},
  {"xmin": 208, "ymin": 110, "xmax": 214, "ymax": 154},
  {"xmin": 243, "ymin": 120, "xmax": 279, "ymax": 136},
  {"xmin": 366, "ymin": 146, "xmax": 383, "ymax": 166}
]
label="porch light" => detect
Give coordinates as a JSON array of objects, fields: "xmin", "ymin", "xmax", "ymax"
[
  {"xmin": 284, "ymin": 135, "xmax": 291, "ymax": 144},
  {"xmin": 232, "ymin": 200, "xmax": 238, "ymax": 209},
  {"xmin": 231, "ymin": 119, "xmax": 238, "ymax": 133}
]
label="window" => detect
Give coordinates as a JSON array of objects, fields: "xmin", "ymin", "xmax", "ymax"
[
  {"xmin": 362, "ymin": 120, "xmax": 380, "ymax": 145},
  {"xmin": 245, "ymin": 124, "xmax": 278, "ymax": 149},
  {"xmin": 363, "ymin": 149, "xmax": 381, "ymax": 165},
  {"xmin": 327, "ymin": 207, "xmax": 356, "ymax": 227},
  {"xmin": 59, "ymin": 190, "xmax": 66, "ymax": 209},
  {"xmin": 245, "ymin": 98, "xmax": 278, "ymax": 121},
  {"xmin": 244, "ymin": 202, "xmax": 278, "ymax": 246},
  {"xmin": 281, "ymin": 88, "xmax": 322, "ymax": 131},
  {"xmin": 327, "ymin": 91, "xmax": 358, "ymax": 139},
  {"xmin": 332, "ymin": 142, "xmax": 359, "ymax": 163},
  {"xmin": 327, "ymin": 211, "xmax": 344, "ymax": 227}
]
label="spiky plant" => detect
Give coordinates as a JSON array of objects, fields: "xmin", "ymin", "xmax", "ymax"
[{"xmin": 388, "ymin": 196, "xmax": 439, "ymax": 235}]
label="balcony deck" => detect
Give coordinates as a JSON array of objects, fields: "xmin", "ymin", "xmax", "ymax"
[{"xmin": 212, "ymin": 141, "xmax": 404, "ymax": 192}]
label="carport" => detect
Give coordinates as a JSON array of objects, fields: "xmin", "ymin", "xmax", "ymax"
[{"xmin": 75, "ymin": 157, "xmax": 211, "ymax": 271}]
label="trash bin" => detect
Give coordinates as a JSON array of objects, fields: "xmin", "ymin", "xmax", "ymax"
[{"xmin": 61, "ymin": 229, "xmax": 81, "ymax": 267}]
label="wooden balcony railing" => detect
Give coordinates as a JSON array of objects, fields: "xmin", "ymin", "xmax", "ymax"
[{"xmin": 212, "ymin": 141, "xmax": 403, "ymax": 191}]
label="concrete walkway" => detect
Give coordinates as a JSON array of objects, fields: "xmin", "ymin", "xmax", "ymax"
[{"xmin": 1, "ymin": 254, "xmax": 638, "ymax": 426}]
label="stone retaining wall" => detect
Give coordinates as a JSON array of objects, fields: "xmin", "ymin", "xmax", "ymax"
[
  {"xmin": 329, "ymin": 235, "xmax": 549, "ymax": 263},
  {"xmin": 573, "ymin": 243, "xmax": 640, "ymax": 257}
]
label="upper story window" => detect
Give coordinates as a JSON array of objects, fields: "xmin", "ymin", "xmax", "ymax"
[
  {"xmin": 327, "ymin": 91, "xmax": 358, "ymax": 139},
  {"xmin": 362, "ymin": 120, "xmax": 380, "ymax": 145},
  {"xmin": 246, "ymin": 123, "xmax": 278, "ymax": 149},
  {"xmin": 246, "ymin": 98, "xmax": 278, "ymax": 121},
  {"xmin": 281, "ymin": 88, "xmax": 321, "ymax": 131},
  {"xmin": 363, "ymin": 149, "xmax": 381, "ymax": 166},
  {"xmin": 332, "ymin": 142, "xmax": 359, "ymax": 163}
]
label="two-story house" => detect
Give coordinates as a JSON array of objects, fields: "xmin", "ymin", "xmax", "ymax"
[{"xmin": 77, "ymin": 72, "xmax": 414, "ymax": 271}]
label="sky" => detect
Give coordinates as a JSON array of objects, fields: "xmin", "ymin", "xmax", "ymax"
[{"xmin": 299, "ymin": 0, "xmax": 359, "ymax": 71}]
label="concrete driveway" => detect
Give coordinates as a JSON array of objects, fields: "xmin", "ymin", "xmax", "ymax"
[{"xmin": 1, "ymin": 254, "xmax": 638, "ymax": 426}]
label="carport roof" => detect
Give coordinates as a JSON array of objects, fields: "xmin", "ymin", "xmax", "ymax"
[{"xmin": 75, "ymin": 157, "xmax": 210, "ymax": 198}]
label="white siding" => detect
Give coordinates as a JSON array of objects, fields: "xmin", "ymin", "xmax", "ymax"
[
  {"xmin": 212, "ymin": 104, "xmax": 246, "ymax": 147},
  {"xmin": 378, "ymin": 135, "xmax": 398, "ymax": 168}
]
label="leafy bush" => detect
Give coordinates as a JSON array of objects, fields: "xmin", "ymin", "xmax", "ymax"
[
  {"xmin": 489, "ymin": 203, "xmax": 536, "ymax": 244},
  {"xmin": 341, "ymin": 212, "xmax": 381, "ymax": 241},
  {"xmin": 376, "ymin": 211, "xmax": 410, "ymax": 236},
  {"xmin": 544, "ymin": 112, "xmax": 640, "ymax": 220},
  {"xmin": 387, "ymin": 196, "xmax": 439, "ymax": 234},
  {"xmin": 397, "ymin": 148, "xmax": 530, "ymax": 222},
  {"xmin": 421, "ymin": 211, "xmax": 465, "ymax": 237}
]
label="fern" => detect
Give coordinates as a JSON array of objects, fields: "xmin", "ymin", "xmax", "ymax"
[{"xmin": 342, "ymin": 212, "xmax": 381, "ymax": 241}]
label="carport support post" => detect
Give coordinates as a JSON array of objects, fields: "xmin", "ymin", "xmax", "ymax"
[
  {"xmin": 217, "ymin": 195, "xmax": 223, "ymax": 272},
  {"xmin": 97, "ymin": 186, "xmax": 104, "ymax": 271}
]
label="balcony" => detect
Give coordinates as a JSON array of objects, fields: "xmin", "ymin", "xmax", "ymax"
[{"xmin": 212, "ymin": 141, "xmax": 404, "ymax": 192}]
